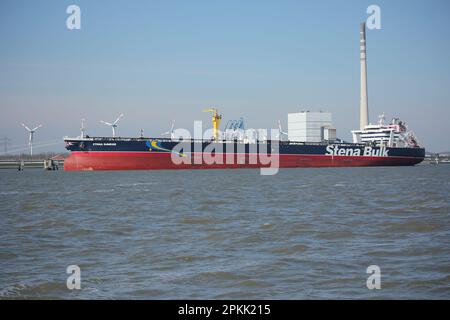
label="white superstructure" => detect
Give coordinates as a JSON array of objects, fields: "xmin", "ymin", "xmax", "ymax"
[
  {"xmin": 351, "ymin": 114, "xmax": 419, "ymax": 148},
  {"xmin": 288, "ymin": 111, "xmax": 335, "ymax": 142}
]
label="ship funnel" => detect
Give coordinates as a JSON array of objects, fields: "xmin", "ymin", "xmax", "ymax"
[{"xmin": 359, "ymin": 22, "xmax": 369, "ymax": 130}]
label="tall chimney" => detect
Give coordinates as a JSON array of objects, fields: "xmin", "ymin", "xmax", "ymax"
[{"xmin": 359, "ymin": 22, "xmax": 369, "ymax": 130}]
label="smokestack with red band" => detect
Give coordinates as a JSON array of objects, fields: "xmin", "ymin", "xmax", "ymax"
[{"xmin": 360, "ymin": 22, "xmax": 369, "ymax": 130}]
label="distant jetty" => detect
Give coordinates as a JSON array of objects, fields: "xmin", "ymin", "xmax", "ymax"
[{"xmin": 0, "ymin": 153, "xmax": 67, "ymax": 170}]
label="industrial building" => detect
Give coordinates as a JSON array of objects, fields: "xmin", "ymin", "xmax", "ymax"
[{"xmin": 287, "ymin": 111, "xmax": 336, "ymax": 143}]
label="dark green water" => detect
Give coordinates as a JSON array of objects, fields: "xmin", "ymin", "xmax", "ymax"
[{"xmin": 0, "ymin": 166, "xmax": 449, "ymax": 299}]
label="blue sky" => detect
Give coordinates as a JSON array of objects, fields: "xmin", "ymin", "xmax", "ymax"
[{"xmin": 0, "ymin": 0, "xmax": 449, "ymax": 153}]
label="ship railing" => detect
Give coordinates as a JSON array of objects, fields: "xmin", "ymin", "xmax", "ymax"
[{"xmin": 65, "ymin": 136, "xmax": 369, "ymax": 147}]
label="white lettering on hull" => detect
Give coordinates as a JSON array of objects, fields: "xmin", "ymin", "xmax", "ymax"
[
  {"xmin": 92, "ymin": 143, "xmax": 117, "ymax": 146},
  {"xmin": 326, "ymin": 145, "xmax": 389, "ymax": 157}
]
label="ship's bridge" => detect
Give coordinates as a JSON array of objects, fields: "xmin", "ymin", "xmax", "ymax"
[{"xmin": 351, "ymin": 114, "xmax": 419, "ymax": 148}]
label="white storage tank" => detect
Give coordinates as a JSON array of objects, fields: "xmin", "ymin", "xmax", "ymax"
[{"xmin": 288, "ymin": 111, "xmax": 333, "ymax": 142}]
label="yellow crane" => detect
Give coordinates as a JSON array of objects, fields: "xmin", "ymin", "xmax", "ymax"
[{"xmin": 202, "ymin": 108, "xmax": 222, "ymax": 142}]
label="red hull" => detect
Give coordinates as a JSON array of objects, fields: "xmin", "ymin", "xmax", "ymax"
[{"xmin": 63, "ymin": 152, "xmax": 423, "ymax": 171}]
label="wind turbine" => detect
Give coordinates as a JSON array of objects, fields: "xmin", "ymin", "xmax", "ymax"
[
  {"xmin": 161, "ymin": 120, "xmax": 176, "ymax": 139},
  {"xmin": 100, "ymin": 113, "xmax": 123, "ymax": 137},
  {"xmin": 278, "ymin": 120, "xmax": 288, "ymax": 141},
  {"xmin": 21, "ymin": 123, "xmax": 42, "ymax": 156}
]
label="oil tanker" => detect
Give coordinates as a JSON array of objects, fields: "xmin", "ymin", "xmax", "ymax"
[{"xmin": 63, "ymin": 23, "xmax": 425, "ymax": 171}]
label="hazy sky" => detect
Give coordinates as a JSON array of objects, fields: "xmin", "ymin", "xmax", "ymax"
[{"xmin": 0, "ymin": 0, "xmax": 449, "ymax": 153}]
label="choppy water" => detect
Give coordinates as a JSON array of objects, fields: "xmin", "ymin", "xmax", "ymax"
[{"xmin": 0, "ymin": 166, "xmax": 449, "ymax": 299}]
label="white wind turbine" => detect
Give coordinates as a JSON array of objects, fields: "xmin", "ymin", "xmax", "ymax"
[
  {"xmin": 21, "ymin": 123, "xmax": 42, "ymax": 156},
  {"xmin": 100, "ymin": 113, "xmax": 123, "ymax": 137},
  {"xmin": 161, "ymin": 120, "xmax": 176, "ymax": 139},
  {"xmin": 277, "ymin": 120, "xmax": 288, "ymax": 141}
]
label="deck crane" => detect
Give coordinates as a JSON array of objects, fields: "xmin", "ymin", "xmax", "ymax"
[{"xmin": 202, "ymin": 108, "xmax": 222, "ymax": 142}]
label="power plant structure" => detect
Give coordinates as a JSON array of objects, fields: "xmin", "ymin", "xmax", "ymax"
[{"xmin": 360, "ymin": 22, "xmax": 369, "ymax": 130}]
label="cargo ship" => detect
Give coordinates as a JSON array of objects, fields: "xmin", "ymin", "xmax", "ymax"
[{"xmin": 63, "ymin": 23, "xmax": 425, "ymax": 171}]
